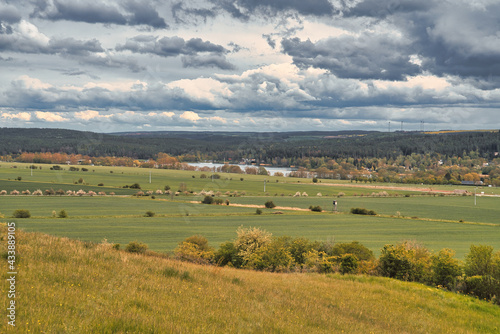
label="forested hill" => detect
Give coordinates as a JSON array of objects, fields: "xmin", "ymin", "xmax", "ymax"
[{"xmin": 1, "ymin": 128, "xmax": 499, "ymax": 162}]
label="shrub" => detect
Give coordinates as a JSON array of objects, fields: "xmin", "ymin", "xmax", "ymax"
[
  {"xmin": 309, "ymin": 205, "xmax": 322, "ymax": 212},
  {"xmin": 112, "ymin": 243, "xmax": 120, "ymax": 250},
  {"xmin": 144, "ymin": 211, "xmax": 155, "ymax": 217},
  {"xmin": 130, "ymin": 183, "xmax": 141, "ymax": 189},
  {"xmin": 52, "ymin": 165, "xmax": 63, "ymax": 170},
  {"xmin": 234, "ymin": 227, "xmax": 272, "ymax": 265},
  {"xmin": 56, "ymin": 189, "xmax": 65, "ymax": 196},
  {"xmin": 431, "ymin": 248, "xmax": 462, "ymax": 288},
  {"xmin": 350, "ymin": 207, "xmax": 377, "ymax": 215},
  {"xmin": 340, "ymin": 254, "xmax": 359, "ymax": 274},
  {"xmin": 81, "ymin": 168, "xmax": 88, "ymax": 172},
  {"xmin": 78, "ymin": 178, "xmax": 84, "ymax": 184},
  {"xmin": 331, "ymin": 241, "xmax": 375, "ymax": 262},
  {"xmin": 256, "ymin": 208, "xmax": 263, "ymax": 215},
  {"xmin": 312, "ymin": 177, "xmax": 318, "ymax": 183},
  {"xmin": 464, "ymin": 244, "xmax": 494, "ymax": 277},
  {"xmin": 125, "ymin": 241, "xmax": 148, "ymax": 254},
  {"xmin": 98, "ymin": 183, "xmax": 104, "ymax": 186},
  {"xmin": 245, "ymin": 238, "xmax": 294, "ymax": 272},
  {"xmin": 214, "ymin": 198, "xmax": 224, "ymax": 205},
  {"xmin": 135, "ymin": 191, "xmax": 144, "ymax": 197},
  {"xmin": 33, "ymin": 189, "xmax": 43, "ymax": 196},
  {"xmin": 264, "ymin": 200, "xmax": 276, "ymax": 209},
  {"xmin": 13, "ymin": 209, "xmax": 31, "ymax": 218},
  {"xmin": 225, "ymin": 199, "xmax": 230, "ymax": 205},
  {"xmin": 378, "ymin": 242, "xmax": 432, "ymax": 283},
  {"xmin": 304, "ymin": 250, "xmax": 337, "ymax": 273},
  {"xmin": 10, "ymin": 190, "xmax": 19, "ymax": 195},
  {"xmin": 200, "ymin": 174, "xmax": 207, "ymax": 179},
  {"xmin": 201, "ymin": 195, "xmax": 214, "ymax": 204},
  {"xmin": 76, "ymin": 190, "xmax": 86, "ymax": 196},
  {"xmin": 0, "ymin": 190, "xmax": 7, "ymax": 195},
  {"xmin": 214, "ymin": 242, "xmax": 243, "ymax": 267},
  {"xmin": 44, "ymin": 188, "xmax": 55, "ymax": 196},
  {"xmin": 174, "ymin": 235, "xmax": 214, "ymax": 264},
  {"xmin": 57, "ymin": 210, "xmax": 68, "ymax": 218}
]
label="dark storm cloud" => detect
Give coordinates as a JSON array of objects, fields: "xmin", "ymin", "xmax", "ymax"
[
  {"xmin": 122, "ymin": 0, "xmax": 168, "ymax": 29},
  {"xmin": 116, "ymin": 35, "xmax": 233, "ymax": 69},
  {"xmin": 338, "ymin": 0, "xmax": 500, "ymax": 87},
  {"xmin": 212, "ymin": 0, "xmax": 335, "ymax": 18},
  {"xmin": 181, "ymin": 54, "xmax": 235, "ymax": 70},
  {"xmin": 341, "ymin": 0, "xmax": 433, "ymax": 19},
  {"xmin": 31, "ymin": 0, "xmax": 167, "ymax": 28},
  {"xmin": 171, "ymin": 2, "xmax": 217, "ymax": 25},
  {"xmin": 0, "ymin": 4, "xmax": 22, "ymax": 23},
  {"xmin": 48, "ymin": 38, "xmax": 104, "ymax": 56},
  {"xmin": 282, "ymin": 35, "xmax": 421, "ymax": 80}
]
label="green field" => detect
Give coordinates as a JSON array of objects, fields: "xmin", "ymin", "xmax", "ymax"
[{"xmin": 1, "ymin": 163, "xmax": 499, "ymax": 259}]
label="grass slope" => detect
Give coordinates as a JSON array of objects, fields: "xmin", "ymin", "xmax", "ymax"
[{"xmin": 1, "ymin": 226, "xmax": 499, "ymax": 333}]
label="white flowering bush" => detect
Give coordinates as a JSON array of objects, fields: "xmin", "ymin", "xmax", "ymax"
[
  {"xmin": 76, "ymin": 189, "xmax": 86, "ymax": 196},
  {"xmin": 33, "ymin": 189, "xmax": 43, "ymax": 196},
  {"xmin": 10, "ymin": 190, "xmax": 19, "ymax": 195}
]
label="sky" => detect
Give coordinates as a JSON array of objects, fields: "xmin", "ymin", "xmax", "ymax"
[{"xmin": 1, "ymin": 0, "xmax": 500, "ymax": 133}]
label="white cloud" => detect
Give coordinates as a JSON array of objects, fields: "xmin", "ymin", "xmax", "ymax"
[
  {"xmin": 1, "ymin": 112, "xmax": 31, "ymax": 121},
  {"xmin": 35, "ymin": 111, "xmax": 68, "ymax": 122},
  {"xmin": 180, "ymin": 111, "xmax": 201, "ymax": 122},
  {"xmin": 74, "ymin": 110, "xmax": 100, "ymax": 120}
]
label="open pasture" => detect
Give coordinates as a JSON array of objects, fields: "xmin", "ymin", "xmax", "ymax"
[
  {"xmin": 1, "ymin": 162, "xmax": 499, "ymax": 259},
  {"xmin": 4, "ymin": 196, "xmax": 498, "ymax": 258}
]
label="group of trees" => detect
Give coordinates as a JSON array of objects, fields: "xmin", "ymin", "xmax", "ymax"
[
  {"xmin": 172, "ymin": 228, "xmax": 500, "ymax": 305},
  {"xmin": 2, "ymin": 129, "xmax": 500, "ymax": 186}
]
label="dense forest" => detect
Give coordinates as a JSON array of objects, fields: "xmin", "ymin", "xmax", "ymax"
[{"xmin": 1, "ymin": 128, "xmax": 499, "ymax": 165}]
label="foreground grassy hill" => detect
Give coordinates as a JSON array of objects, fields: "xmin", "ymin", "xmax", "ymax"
[{"xmin": 1, "ymin": 226, "xmax": 499, "ymax": 333}]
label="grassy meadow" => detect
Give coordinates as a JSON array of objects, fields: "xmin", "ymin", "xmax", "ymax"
[
  {"xmin": 1, "ymin": 162, "xmax": 499, "ymax": 258},
  {"xmin": 1, "ymin": 226, "xmax": 500, "ymax": 333}
]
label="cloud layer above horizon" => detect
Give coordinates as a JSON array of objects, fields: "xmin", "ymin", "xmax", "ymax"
[{"xmin": 1, "ymin": 0, "xmax": 500, "ymax": 132}]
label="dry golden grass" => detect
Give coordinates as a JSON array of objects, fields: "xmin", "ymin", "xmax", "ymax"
[{"xmin": 1, "ymin": 225, "xmax": 499, "ymax": 333}]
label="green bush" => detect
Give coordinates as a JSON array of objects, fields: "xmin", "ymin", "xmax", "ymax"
[
  {"xmin": 431, "ymin": 248, "xmax": 462, "ymax": 288},
  {"xmin": 201, "ymin": 195, "xmax": 214, "ymax": 204},
  {"xmin": 309, "ymin": 205, "xmax": 322, "ymax": 212},
  {"xmin": 125, "ymin": 241, "xmax": 148, "ymax": 254},
  {"xmin": 174, "ymin": 235, "xmax": 214, "ymax": 264},
  {"xmin": 214, "ymin": 242, "xmax": 243, "ymax": 268},
  {"xmin": 245, "ymin": 237, "xmax": 294, "ymax": 272},
  {"xmin": 340, "ymin": 254, "xmax": 359, "ymax": 275},
  {"xmin": 464, "ymin": 244, "xmax": 494, "ymax": 277},
  {"xmin": 214, "ymin": 198, "xmax": 224, "ymax": 205},
  {"xmin": 57, "ymin": 210, "xmax": 68, "ymax": 218},
  {"xmin": 256, "ymin": 208, "xmax": 263, "ymax": 215},
  {"xmin": 112, "ymin": 243, "xmax": 120, "ymax": 250},
  {"xmin": 130, "ymin": 183, "xmax": 141, "ymax": 189},
  {"xmin": 350, "ymin": 207, "xmax": 377, "ymax": 215},
  {"xmin": 264, "ymin": 200, "xmax": 276, "ymax": 209},
  {"xmin": 378, "ymin": 242, "xmax": 431, "ymax": 283},
  {"xmin": 234, "ymin": 227, "xmax": 272, "ymax": 266},
  {"xmin": 13, "ymin": 209, "xmax": 31, "ymax": 218},
  {"xmin": 331, "ymin": 241, "xmax": 374, "ymax": 262},
  {"xmin": 312, "ymin": 177, "xmax": 318, "ymax": 183},
  {"xmin": 144, "ymin": 211, "xmax": 155, "ymax": 217}
]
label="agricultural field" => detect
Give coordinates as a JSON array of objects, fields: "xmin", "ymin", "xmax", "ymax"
[
  {"xmin": 2, "ymin": 227, "xmax": 499, "ymax": 333},
  {"xmin": 1, "ymin": 162, "xmax": 499, "ymax": 259}
]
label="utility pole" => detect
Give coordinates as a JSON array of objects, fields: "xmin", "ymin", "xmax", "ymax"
[
  {"xmin": 149, "ymin": 170, "xmax": 152, "ymax": 184},
  {"xmin": 401, "ymin": 121, "xmax": 403, "ymax": 132},
  {"xmin": 388, "ymin": 121, "xmax": 391, "ymax": 132},
  {"xmin": 264, "ymin": 179, "xmax": 266, "ymax": 192}
]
